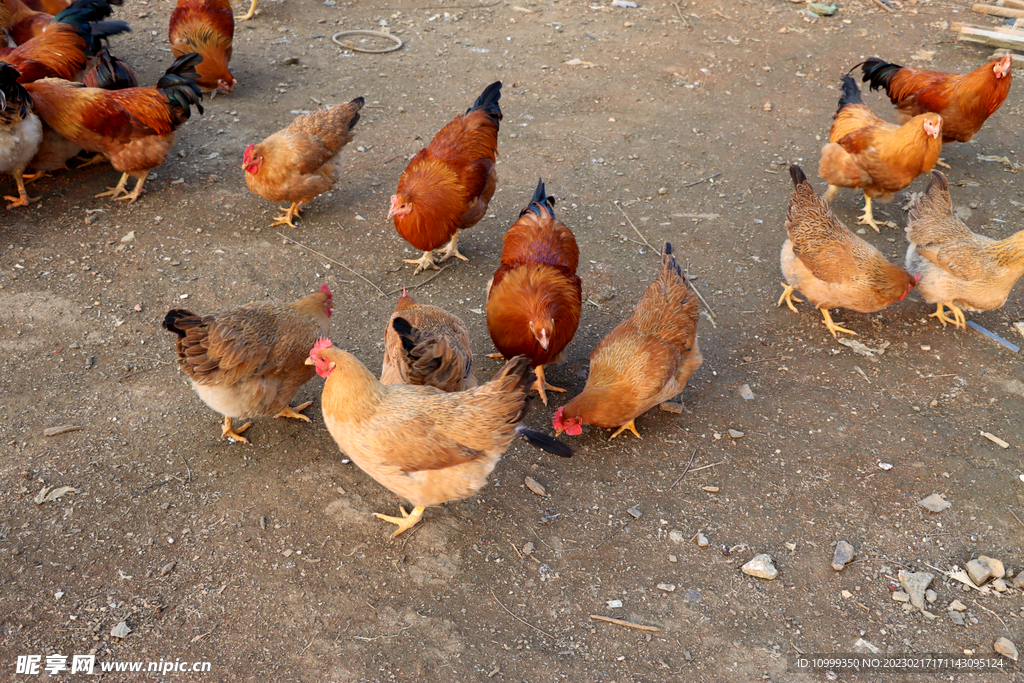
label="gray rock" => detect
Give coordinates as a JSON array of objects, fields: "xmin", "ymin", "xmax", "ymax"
[
  {"xmin": 110, "ymin": 622, "xmax": 131, "ymax": 639},
  {"xmin": 949, "ymin": 599, "xmax": 967, "ymax": 612},
  {"xmin": 892, "ymin": 591, "xmax": 910, "ymax": 603},
  {"xmin": 1013, "ymin": 573, "xmax": 1024, "ymax": 590},
  {"xmin": 949, "ymin": 611, "xmax": 966, "ymax": 626},
  {"xmin": 696, "ymin": 533, "xmax": 709, "ymax": 547},
  {"xmin": 669, "ymin": 530, "xmax": 685, "ymax": 545},
  {"xmin": 741, "ymin": 554, "xmax": 778, "ymax": 580},
  {"xmin": 994, "ymin": 637, "xmax": 1018, "ymax": 661},
  {"xmin": 831, "ymin": 541, "xmax": 855, "ymax": 571},
  {"xmin": 991, "ymin": 578, "xmax": 1008, "ymax": 592},
  {"xmin": 899, "ymin": 570, "xmax": 934, "ymax": 610},
  {"xmin": 918, "ymin": 493, "xmax": 950, "ymax": 513},
  {"xmin": 925, "ymin": 589, "xmax": 937, "ymax": 603},
  {"xmin": 967, "ymin": 559, "xmax": 993, "ymax": 586}
]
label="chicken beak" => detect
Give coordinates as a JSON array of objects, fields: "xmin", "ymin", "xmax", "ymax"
[
  {"xmin": 554, "ymin": 428, "xmax": 565, "ymax": 437},
  {"xmin": 304, "ymin": 358, "xmax": 315, "ymax": 365},
  {"xmin": 538, "ymin": 330, "xmax": 550, "ymax": 351}
]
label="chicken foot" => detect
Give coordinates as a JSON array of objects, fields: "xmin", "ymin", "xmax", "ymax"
[
  {"xmin": 930, "ymin": 302, "xmax": 966, "ymax": 329},
  {"xmin": 4, "ymin": 172, "xmax": 41, "ymax": 209},
  {"xmin": 437, "ymin": 232, "xmax": 469, "ymax": 264},
  {"xmin": 236, "ymin": 0, "xmax": 258, "ymax": 20},
  {"xmin": 23, "ymin": 166, "xmax": 67, "ymax": 184},
  {"xmin": 857, "ymin": 195, "xmax": 883, "ymax": 232},
  {"xmin": 777, "ymin": 283, "xmax": 804, "ymax": 313},
  {"xmin": 374, "ymin": 505, "xmax": 425, "ymax": 539},
  {"xmin": 405, "ymin": 250, "xmax": 440, "ymax": 275},
  {"xmin": 95, "ymin": 171, "xmax": 147, "ymax": 203},
  {"xmin": 271, "ymin": 202, "xmax": 303, "ymax": 228},
  {"xmin": 818, "ymin": 307, "xmax": 856, "ymax": 338},
  {"xmin": 221, "ymin": 416, "xmax": 252, "ymax": 443},
  {"xmin": 822, "ymin": 184, "xmax": 839, "ymax": 204},
  {"xmin": 274, "ymin": 401, "xmax": 313, "ymax": 422},
  {"xmin": 609, "ymin": 419, "xmax": 641, "ymax": 440},
  {"xmin": 531, "ymin": 364, "xmax": 566, "ymax": 406}
]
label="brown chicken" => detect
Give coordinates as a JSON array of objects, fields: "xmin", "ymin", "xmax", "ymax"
[
  {"xmin": 169, "ymin": 0, "xmax": 236, "ymax": 96},
  {"xmin": 22, "ymin": 0, "xmax": 68, "ymax": 14},
  {"xmin": 905, "ymin": 171, "xmax": 1024, "ymax": 329},
  {"xmin": 553, "ymin": 243, "xmax": 702, "ymax": 440},
  {"xmin": 486, "ymin": 179, "xmax": 582, "ymax": 406},
  {"xmin": 389, "ymin": 81, "xmax": 501, "ymax": 274},
  {"xmin": 819, "ymin": 76, "xmax": 942, "ymax": 232},
  {"xmin": 25, "ymin": 53, "xmax": 204, "ymax": 203},
  {"xmin": 859, "ymin": 56, "xmax": 1012, "ymax": 144},
  {"xmin": 380, "ymin": 290, "xmax": 477, "ymax": 392},
  {"xmin": 162, "ymin": 284, "xmax": 333, "ymax": 443},
  {"xmin": 308, "ymin": 340, "xmax": 570, "ymax": 538},
  {"xmin": 242, "ymin": 96, "xmax": 363, "ymax": 227},
  {"xmin": 780, "ymin": 165, "xmax": 919, "ymax": 337},
  {"xmin": 1, "ymin": 0, "xmax": 125, "ymax": 46}
]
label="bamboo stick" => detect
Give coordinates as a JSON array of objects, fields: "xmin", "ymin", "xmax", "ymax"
[{"xmin": 972, "ymin": 3, "xmax": 1024, "ymax": 18}]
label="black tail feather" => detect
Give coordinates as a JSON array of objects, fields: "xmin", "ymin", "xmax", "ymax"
[
  {"xmin": 84, "ymin": 48, "xmax": 138, "ymax": 90},
  {"xmin": 857, "ymin": 57, "xmax": 902, "ymax": 96},
  {"xmin": 161, "ymin": 309, "xmax": 198, "ymax": 338},
  {"xmin": 0, "ymin": 63, "xmax": 32, "ymax": 117},
  {"xmin": 790, "ymin": 164, "xmax": 808, "ymax": 187},
  {"xmin": 157, "ymin": 53, "xmax": 204, "ymax": 118},
  {"xmin": 516, "ymin": 425, "xmax": 574, "ymax": 458},
  {"xmin": 520, "ymin": 177, "xmax": 556, "ymax": 219},
  {"xmin": 836, "ymin": 76, "xmax": 863, "ymax": 115},
  {"xmin": 465, "ymin": 80, "xmax": 502, "ymax": 121}
]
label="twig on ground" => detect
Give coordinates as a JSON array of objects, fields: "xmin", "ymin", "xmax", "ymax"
[
  {"xmin": 384, "ymin": 265, "xmax": 456, "ymax": 297},
  {"xmin": 352, "ymin": 626, "xmax": 411, "ymax": 642},
  {"xmin": 490, "ymin": 590, "xmax": 555, "ymax": 638},
  {"xmin": 612, "ymin": 202, "xmax": 655, "ymax": 251},
  {"xmin": 1009, "ymin": 509, "xmax": 1024, "ymax": 531},
  {"xmin": 684, "ymin": 262, "xmax": 717, "ymax": 322},
  {"xmin": 670, "ymin": 447, "xmax": 699, "ymax": 488},
  {"xmin": 668, "ymin": 0, "xmax": 689, "ymax": 27},
  {"xmin": 594, "ymin": 522, "xmax": 629, "ymax": 549},
  {"xmin": 180, "ymin": 453, "xmax": 193, "ymax": 485},
  {"xmin": 973, "ymin": 600, "xmax": 1009, "ymax": 634},
  {"xmin": 684, "ymin": 172, "xmax": 721, "ymax": 188},
  {"xmin": 589, "ymin": 615, "xmax": 661, "ymax": 632},
  {"xmin": 278, "ymin": 231, "xmax": 386, "ymax": 297},
  {"xmin": 685, "ymin": 460, "xmax": 725, "ymax": 474}
]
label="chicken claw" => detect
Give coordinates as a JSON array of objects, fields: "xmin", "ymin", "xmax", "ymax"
[
  {"xmin": 94, "ymin": 172, "xmax": 131, "ymax": 200},
  {"xmin": 857, "ymin": 195, "xmax": 882, "ymax": 232},
  {"xmin": 530, "ymin": 365, "xmax": 566, "ymax": 406},
  {"xmin": 405, "ymin": 250, "xmax": 440, "ymax": 275},
  {"xmin": 935, "ymin": 158, "xmax": 950, "ymax": 170},
  {"xmin": 236, "ymin": 0, "xmax": 258, "ymax": 19},
  {"xmin": 5, "ymin": 173, "xmax": 41, "ymax": 208},
  {"xmin": 821, "ymin": 184, "xmax": 839, "ymax": 204},
  {"xmin": 777, "ymin": 283, "xmax": 804, "ymax": 313},
  {"xmin": 437, "ymin": 233, "xmax": 469, "ymax": 263},
  {"xmin": 609, "ymin": 419, "xmax": 641, "ymax": 440},
  {"xmin": 270, "ymin": 202, "xmax": 302, "ymax": 228},
  {"xmin": 374, "ymin": 505, "xmax": 426, "ymax": 539},
  {"xmin": 930, "ymin": 302, "xmax": 966, "ymax": 329},
  {"xmin": 819, "ymin": 307, "xmax": 856, "ymax": 338},
  {"xmin": 221, "ymin": 416, "xmax": 252, "ymax": 443},
  {"xmin": 274, "ymin": 401, "xmax": 313, "ymax": 422}
]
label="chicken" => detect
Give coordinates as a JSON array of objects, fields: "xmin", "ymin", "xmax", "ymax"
[
  {"xmin": 242, "ymin": 96, "xmax": 363, "ymax": 227},
  {"xmin": 3, "ymin": 0, "xmax": 124, "ymax": 46},
  {"xmin": 81, "ymin": 46, "xmax": 136, "ymax": 89},
  {"xmin": 24, "ymin": 52, "xmax": 204, "ymax": 203},
  {"xmin": 779, "ymin": 165, "xmax": 919, "ymax": 337},
  {"xmin": 308, "ymin": 339, "xmax": 568, "ymax": 538},
  {"xmin": 162, "ymin": 284, "xmax": 333, "ymax": 443},
  {"xmin": 858, "ymin": 55, "xmax": 1012, "ymax": 145},
  {"xmin": 380, "ymin": 290, "xmax": 477, "ymax": 393},
  {"xmin": 388, "ymin": 81, "xmax": 501, "ymax": 274},
  {"xmin": 819, "ymin": 76, "xmax": 942, "ymax": 232},
  {"xmin": 904, "ymin": 171, "xmax": 1024, "ymax": 329},
  {"xmin": 0, "ymin": 63, "xmax": 42, "ymax": 208},
  {"xmin": 169, "ymin": 0, "xmax": 235, "ymax": 96},
  {"xmin": 234, "ymin": 0, "xmax": 255, "ymax": 20},
  {"xmin": 553, "ymin": 243, "xmax": 702, "ymax": 440},
  {"xmin": 22, "ymin": 0, "xmax": 68, "ymax": 14},
  {"xmin": 486, "ymin": 178, "xmax": 582, "ymax": 406}
]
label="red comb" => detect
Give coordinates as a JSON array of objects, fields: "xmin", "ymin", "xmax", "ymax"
[
  {"xmin": 320, "ymin": 283, "xmax": 332, "ymax": 297},
  {"xmin": 552, "ymin": 406, "xmax": 564, "ymax": 428},
  {"xmin": 310, "ymin": 337, "xmax": 333, "ymax": 357}
]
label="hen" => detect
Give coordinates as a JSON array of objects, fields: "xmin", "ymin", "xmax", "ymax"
[
  {"xmin": 308, "ymin": 339, "xmax": 567, "ymax": 538},
  {"xmin": 389, "ymin": 81, "xmax": 501, "ymax": 274},
  {"xmin": 486, "ymin": 179, "xmax": 582, "ymax": 406},
  {"xmin": 0, "ymin": 63, "xmax": 42, "ymax": 208},
  {"xmin": 819, "ymin": 76, "xmax": 942, "ymax": 232},
  {"xmin": 169, "ymin": 0, "xmax": 235, "ymax": 96},
  {"xmin": 162, "ymin": 284, "xmax": 333, "ymax": 443},
  {"xmin": 905, "ymin": 171, "xmax": 1024, "ymax": 329},
  {"xmin": 553, "ymin": 243, "xmax": 702, "ymax": 440},
  {"xmin": 380, "ymin": 290, "xmax": 477, "ymax": 393},
  {"xmin": 25, "ymin": 53, "xmax": 203, "ymax": 203},
  {"xmin": 779, "ymin": 165, "xmax": 918, "ymax": 337},
  {"xmin": 2, "ymin": 0, "xmax": 124, "ymax": 46},
  {"xmin": 858, "ymin": 56, "xmax": 1012, "ymax": 145},
  {"xmin": 243, "ymin": 96, "xmax": 364, "ymax": 227}
]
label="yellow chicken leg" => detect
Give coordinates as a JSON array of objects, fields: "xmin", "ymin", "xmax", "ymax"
[
  {"xmin": 221, "ymin": 416, "xmax": 252, "ymax": 443},
  {"xmin": 95, "ymin": 172, "xmax": 130, "ymax": 200},
  {"xmin": 274, "ymin": 401, "xmax": 313, "ymax": 421},
  {"xmin": 270, "ymin": 202, "xmax": 302, "ymax": 227},
  {"xmin": 857, "ymin": 194, "xmax": 882, "ymax": 232},
  {"xmin": 405, "ymin": 250, "xmax": 439, "ymax": 275},
  {"xmin": 609, "ymin": 419, "xmax": 641, "ymax": 440},
  {"xmin": 236, "ymin": 0, "xmax": 258, "ymax": 19},
  {"xmin": 819, "ymin": 307, "xmax": 856, "ymax": 338},
  {"xmin": 437, "ymin": 232, "xmax": 469, "ymax": 263},
  {"xmin": 935, "ymin": 158, "xmax": 950, "ymax": 170},
  {"xmin": 777, "ymin": 283, "xmax": 804, "ymax": 313},
  {"xmin": 931, "ymin": 302, "xmax": 966, "ymax": 329},
  {"xmin": 821, "ymin": 184, "xmax": 839, "ymax": 204},
  {"xmin": 374, "ymin": 505, "xmax": 425, "ymax": 539},
  {"xmin": 4, "ymin": 172, "xmax": 41, "ymax": 209},
  {"xmin": 530, "ymin": 364, "xmax": 566, "ymax": 407}
]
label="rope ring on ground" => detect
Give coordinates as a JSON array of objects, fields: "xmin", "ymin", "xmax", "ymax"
[{"xmin": 331, "ymin": 30, "xmax": 404, "ymax": 54}]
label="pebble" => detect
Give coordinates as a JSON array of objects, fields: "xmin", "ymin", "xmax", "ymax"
[
  {"xmin": 120, "ymin": 231, "xmax": 135, "ymax": 243},
  {"xmin": 524, "ymin": 476, "xmax": 546, "ymax": 496},
  {"xmin": 949, "ymin": 611, "xmax": 966, "ymax": 626},
  {"xmin": 522, "ymin": 542, "xmax": 534, "ymax": 557},
  {"xmin": 994, "ymin": 637, "xmax": 1018, "ymax": 661},
  {"xmin": 606, "ymin": 599, "xmax": 623, "ymax": 608},
  {"xmin": 1012, "ymin": 573, "xmax": 1024, "ymax": 590},
  {"xmin": 738, "ymin": 384, "xmax": 755, "ymax": 400},
  {"xmin": 918, "ymin": 493, "xmax": 950, "ymax": 513},
  {"xmin": 656, "ymin": 583, "xmax": 676, "ymax": 592},
  {"xmin": 925, "ymin": 589, "xmax": 937, "ymax": 603},
  {"xmin": 668, "ymin": 530, "xmax": 685, "ymax": 545},
  {"xmin": 159, "ymin": 561, "xmax": 176, "ymax": 576},
  {"xmin": 980, "ymin": 555, "xmax": 1005, "ymax": 579},
  {"xmin": 728, "ymin": 429, "xmax": 744, "ymax": 439},
  {"xmin": 892, "ymin": 591, "xmax": 910, "ymax": 603},
  {"xmin": 898, "ymin": 570, "xmax": 933, "ymax": 610},
  {"xmin": 657, "ymin": 187, "xmax": 668, "ymax": 195},
  {"xmin": 991, "ymin": 578, "xmax": 1008, "ymax": 592},
  {"xmin": 110, "ymin": 622, "xmax": 131, "ymax": 639},
  {"xmin": 626, "ymin": 506, "xmax": 642, "ymax": 518},
  {"xmin": 696, "ymin": 533, "xmax": 709, "ymax": 547},
  {"xmin": 831, "ymin": 541, "xmax": 854, "ymax": 571},
  {"xmin": 741, "ymin": 554, "xmax": 778, "ymax": 580},
  {"xmin": 949, "ymin": 599, "xmax": 967, "ymax": 612},
  {"xmin": 702, "ymin": 486, "xmax": 719, "ymax": 493},
  {"xmin": 966, "ymin": 556, "xmax": 1004, "ymax": 586},
  {"xmin": 282, "ymin": 57, "xmax": 300, "ymax": 65},
  {"xmin": 668, "ymin": 554, "xmax": 677, "ymax": 563}
]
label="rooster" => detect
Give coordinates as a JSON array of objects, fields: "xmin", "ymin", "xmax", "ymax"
[
  {"xmin": 243, "ymin": 96, "xmax": 364, "ymax": 227},
  {"xmin": 0, "ymin": 62, "xmax": 42, "ymax": 208},
  {"xmin": 858, "ymin": 55, "xmax": 1012, "ymax": 145},
  {"xmin": 24, "ymin": 52, "xmax": 204, "ymax": 203},
  {"xmin": 169, "ymin": 0, "xmax": 235, "ymax": 96},
  {"xmin": 553, "ymin": 243, "xmax": 702, "ymax": 440},
  {"xmin": 819, "ymin": 76, "xmax": 942, "ymax": 232},
  {"xmin": 486, "ymin": 179, "xmax": 582, "ymax": 405},
  {"xmin": 162, "ymin": 284, "xmax": 333, "ymax": 443},
  {"xmin": 80, "ymin": 46, "xmax": 136, "ymax": 89},
  {"xmin": 389, "ymin": 81, "xmax": 501, "ymax": 274},
  {"xmin": 780, "ymin": 165, "xmax": 918, "ymax": 337},
  {"xmin": 905, "ymin": 171, "xmax": 1024, "ymax": 329},
  {"xmin": 2, "ymin": 0, "xmax": 125, "ymax": 47}
]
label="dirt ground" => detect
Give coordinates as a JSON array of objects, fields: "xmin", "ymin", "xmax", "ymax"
[{"xmin": 3, "ymin": 0, "xmax": 1024, "ymax": 680}]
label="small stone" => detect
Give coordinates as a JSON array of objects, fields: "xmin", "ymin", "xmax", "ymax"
[
  {"xmin": 741, "ymin": 554, "xmax": 778, "ymax": 580},
  {"xmin": 921, "ymin": 610, "xmax": 938, "ymax": 620},
  {"xmin": 892, "ymin": 591, "xmax": 910, "ymax": 603},
  {"xmin": 658, "ymin": 187, "xmax": 667, "ymax": 195},
  {"xmin": 728, "ymin": 429, "xmax": 744, "ymax": 439},
  {"xmin": 785, "ymin": 542, "xmax": 797, "ymax": 552},
  {"xmin": 282, "ymin": 549, "xmax": 293, "ymax": 557},
  {"xmin": 668, "ymin": 554, "xmax": 677, "ymax": 563},
  {"xmin": 991, "ymin": 578, "xmax": 1008, "ymax": 592},
  {"xmin": 918, "ymin": 493, "xmax": 950, "ymax": 513},
  {"xmin": 626, "ymin": 506, "xmax": 642, "ymax": 518},
  {"xmin": 899, "ymin": 570, "xmax": 934, "ymax": 610},
  {"xmin": 994, "ymin": 637, "xmax": 1018, "ymax": 661},
  {"xmin": 696, "ymin": 533, "xmax": 709, "ymax": 547},
  {"xmin": 967, "ymin": 559, "xmax": 994, "ymax": 586},
  {"xmin": 656, "ymin": 583, "xmax": 676, "ymax": 592},
  {"xmin": 702, "ymin": 486, "xmax": 719, "ymax": 493},
  {"xmin": 841, "ymin": 590, "xmax": 852, "ymax": 599},
  {"xmin": 522, "ymin": 542, "xmax": 534, "ymax": 557},
  {"xmin": 949, "ymin": 611, "xmax": 966, "ymax": 626},
  {"xmin": 658, "ymin": 401, "xmax": 683, "ymax": 414},
  {"xmin": 831, "ymin": 541, "xmax": 855, "ymax": 571},
  {"xmin": 1012, "ymin": 573, "xmax": 1024, "ymax": 590},
  {"xmin": 282, "ymin": 56, "xmax": 300, "ymax": 65},
  {"xmin": 978, "ymin": 555, "xmax": 1005, "ymax": 579},
  {"xmin": 159, "ymin": 561, "xmax": 176, "ymax": 576},
  {"xmin": 120, "ymin": 231, "xmax": 135, "ymax": 243},
  {"xmin": 668, "ymin": 530, "xmax": 684, "ymax": 545},
  {"xmin": 606, "ymin": 599, "xmax": 623, "ymax": 608},
  {"xmin": 524, "ymin": 476, "xmax": 546, "ymax": 496},
  {"xmin": 925, "ymin": 589, "xmax": 937, "ymax": 603},
  {"xmin": 738, "ymin": 384, "xmax": 755, "ymax": 400},
  {"xmin": 853, "ymin": 638, "xmax": 880, "ymax": 654},
  {"xmin": 949, "ymin": 599, "xmax": 967, "ymax": 612},
  {"xmin": 110, "ymin": 622, "xmax": 131, "ymax": 639}
]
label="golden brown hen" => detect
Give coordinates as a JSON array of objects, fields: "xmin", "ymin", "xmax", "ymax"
[
  {"xmin": 162, "ymin": 285, "xmax": 332, "ymax": 443},
  {"xmin": 553, "ymin": 242, "xmax": 702, "ymax": 440}
]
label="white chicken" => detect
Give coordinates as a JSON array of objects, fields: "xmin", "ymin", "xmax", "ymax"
[{"xmin": 0, "ymin": 63, "xmax": 43, "ymax": 209}]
